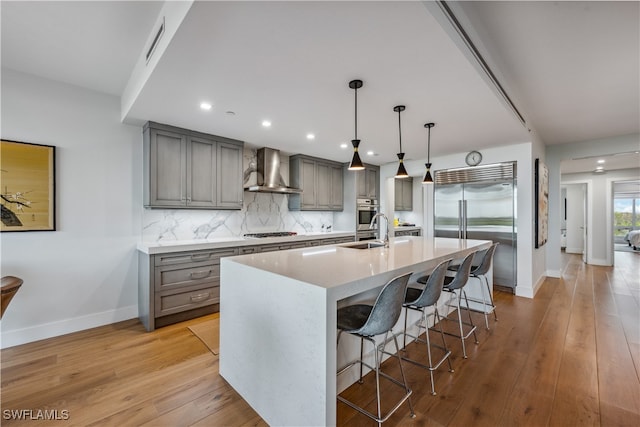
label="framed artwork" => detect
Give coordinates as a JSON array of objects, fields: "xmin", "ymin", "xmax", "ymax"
[
  {"xmin": 535, "ymin": 158, "xmax": 549, "ymax": 248},
  {"xmin": 1, "ymin": 139, "xmax": 56, "ymax": 232}
]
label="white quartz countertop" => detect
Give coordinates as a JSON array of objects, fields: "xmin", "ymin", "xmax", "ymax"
[
  {"xmin": 136, "ymin": 230, "xmax": 355, "ymax": 254},
  {"xmin": 224, "ymin": 236, "xmax": 491, "ymax": 291}
]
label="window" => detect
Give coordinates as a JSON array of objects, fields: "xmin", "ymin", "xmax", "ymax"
[{"xmin": 614, "ymin": 197, "xmax": 640, "ymax": 242}]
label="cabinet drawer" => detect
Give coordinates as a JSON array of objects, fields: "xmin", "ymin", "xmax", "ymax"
[
  {"xmin": 155, "ymin": 285, "xmax": 219, "ymax": 317},
  {"xmin": 154, "ymin": 248, "xmax": 238, "ymax": 266},
  {"xmin": 239, "ymin": 246, "xmax": 260, "ymax": 254},
  {"xmin": 155, "ymin": 263, "xmax": 219, "ymax": 292}
]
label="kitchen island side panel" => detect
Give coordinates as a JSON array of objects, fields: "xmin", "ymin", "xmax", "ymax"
[{"xmin": 219, "ymin": 259, "xmax": 332, "ymax": 426}]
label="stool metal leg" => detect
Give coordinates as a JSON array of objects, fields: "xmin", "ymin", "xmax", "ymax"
[
  {"xmin": 462, "ymin": 289, "xmax": 479, "ymax": 345},
  {"xmin": 359, "ymin": 337, "xmax": 364, "ymax": 383},
  {"xmin": 478, "ymin": 276, "xmax": 490, "ymax": 329},
  {"xmin": 337, "ymin": 332, "xmax": 415, "ymax": 424},
  {"xmin": 455, "ymin": 290, "xmax": 468, "ymax": 358},
  {"xmin": 440, "ymin": 289, "xmax": 478, "ymax": 359},
  {"xmin": 399, "ymin": 305, "xmax": 454, "ymax": 395},
  {"xmin": 434, "ymin": 308, "xmax": 454, "ymax": 374},
  {"xmin": 483, "ymin": 275, "xmax": 498, "ymax": 322}
]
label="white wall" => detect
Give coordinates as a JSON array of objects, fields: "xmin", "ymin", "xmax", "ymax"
[
  {"xmin": 547, "ymin": 133, "xmax": 640, "ymax": 272},
  {"xmin": 379, "ymin": 140, "xmax": 543, "ymax": 298},
  {"xmin": 1, "ymin": 70, "xmax": 143, "ymax": 348},
  {"xmin": 562, "ymin": 167, "xmax": 640, "ymax": 265}
]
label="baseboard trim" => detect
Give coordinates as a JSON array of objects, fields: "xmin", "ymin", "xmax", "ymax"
[
  {"xmin": 546, "ymin": 270, "xmax": 562, "ymax": 278},
  {"xmin": 1, "ymin": 305, "xmax": 138, "ymax": 349},
  {"xmin": 515, "ymin": 272, "xmax": 547, "ymax": 299},
  {"xmin": 589, "ymin": 258, "xmax": 611, "ymax": 267}
]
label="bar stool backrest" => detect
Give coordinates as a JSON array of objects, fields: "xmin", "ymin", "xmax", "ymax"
[
  {"xmin": 355, "ymin": 272, "xmax": 412, "ymax": 337},
  {"xmin": 471, "ymin": 243, "xmax": 499, "ymax": 277},
  {"xmin": 445, "ymin": 252, "xmax": 475, "ymax": 291},
  {"xmin": 406, "ymin": 259, "xmax": 452, "ymax": 308}
]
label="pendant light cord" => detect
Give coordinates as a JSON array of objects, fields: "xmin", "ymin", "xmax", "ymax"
[
  {"xmin": 354, "ymin": 87, "xmax": 358, "ymax": 140},
  {"xmin": 427, "ymin": 125, "xmax": 431, "ymax": 163},
  {"xmin": 397, "ymin": 109, "xmax": 402, "ymax": 152}
]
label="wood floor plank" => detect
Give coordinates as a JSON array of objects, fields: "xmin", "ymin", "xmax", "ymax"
[
  {"xmin": 1, "ymin": 253, "xmax": 639, "ymax": 426},
  {"xmin": 548, "ymin": 271, "xmax": 599, "ymax": 426}
]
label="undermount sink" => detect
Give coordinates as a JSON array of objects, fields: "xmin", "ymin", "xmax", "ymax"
[{"xmin": 343, "ymin": 241, "xmax": 386, "ymax": 249}]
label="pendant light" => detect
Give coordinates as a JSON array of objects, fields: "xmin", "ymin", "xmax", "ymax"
[
  {"xmin": 422, "ymin": 122, "xmax": 435, "ymax": 184},
  {"xmin": 347, "ymin": 79, "xmax": 365, "ymax": 171},
  {"xmin": 393, "ymin": 105, "xmax": 409, "ymax": 178}
]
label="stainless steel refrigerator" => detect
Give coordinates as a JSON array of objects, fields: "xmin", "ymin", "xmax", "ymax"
[{"xmin": 434, "ymin": 162, "xmax": 517, "ymax": 291}]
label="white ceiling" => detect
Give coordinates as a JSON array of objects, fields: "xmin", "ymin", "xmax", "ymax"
[{"xmin": 2, "ymin": 1, "xmax": 638, "ymax": 171}]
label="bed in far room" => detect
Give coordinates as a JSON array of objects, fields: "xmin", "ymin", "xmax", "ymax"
[{"xmin": 624, "ymin": 230, "xmax": 640, "ymax": 250}]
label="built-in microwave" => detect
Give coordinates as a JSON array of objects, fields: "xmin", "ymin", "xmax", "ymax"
[{"xmin": 356, "ymin": 198, "xmax": 378, "ymax": 231}]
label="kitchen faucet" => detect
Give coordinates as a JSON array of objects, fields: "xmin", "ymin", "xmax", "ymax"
[{"xmin": 369, "ymin": 213, "xmax": 389, "ymax": 247}]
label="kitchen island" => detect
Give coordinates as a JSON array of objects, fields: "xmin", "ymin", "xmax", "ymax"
[{"xmin": 219, "ymin": 236, "xmax": 491, "ymax": 426}]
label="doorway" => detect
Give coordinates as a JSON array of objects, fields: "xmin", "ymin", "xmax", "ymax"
[
  {"xmin": 562, "ymin": 183, "xmax": 588, "ymax": 261},
  {"xmin": 612, "ymin": 180, "xmax": 640, "ymax": 255}
]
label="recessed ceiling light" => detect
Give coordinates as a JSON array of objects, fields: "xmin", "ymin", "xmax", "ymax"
[
  {"xmin": 306, "ymin": 133, "xmax": 315, "ymax": 140},
  {"xmin": 366, "ymin": 151, "xmax": 374, "ymax": 156},
  {"xmin": 597, "ymin": 159, "xmax": 605, "ymax": 164},
  {"xmin": 596, "ymin": 166, "xmax": 604, "ymax": 170},
  {"xmin": 262, "ymin": 120, "xmax": 271, "ymax": 127},
  {"xmin": 200, "ymin": 102, "xmax": 212, "ymax": 111},
  {"xmin": 340, "ymin": 143, "xmax": 348, "ymax": 149}
]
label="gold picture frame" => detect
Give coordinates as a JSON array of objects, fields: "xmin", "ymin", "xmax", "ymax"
[{"xmin": 1, "ymin": 140, "xmax": 56, "ymax": 232}]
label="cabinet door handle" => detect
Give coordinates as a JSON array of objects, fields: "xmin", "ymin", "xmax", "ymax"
[
  {"xmin": 190, "ymin": 269, "xmax": 213, "ymax": 279},
  {"xmin": 190, "ymin": 254, "xmax": 212, "ymax": 261},
  {"xmin": 190, "ymin": 292, "xmax": 210, "ymax": 302}
]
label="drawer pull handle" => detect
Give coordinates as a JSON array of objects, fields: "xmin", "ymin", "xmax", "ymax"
[
  {"xmin": 190, "ymin": 269, "xmax": 213, "ymax": 279},
  {"xmin": 190, "ymin": 292, "xmax": 210, "ymax": 302},
  {"xmin": 190, "ymin": 254, "xmax": 212, "ymax": 261}
]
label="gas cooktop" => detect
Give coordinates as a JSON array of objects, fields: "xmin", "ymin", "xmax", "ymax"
[{"xmin": 243, "ymin": 231, "xmax": 298, "ymax": 239}]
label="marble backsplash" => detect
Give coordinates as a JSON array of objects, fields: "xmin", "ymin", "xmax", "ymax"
[{"xmin": 142, "ymin": 190, "xmax": 334, "ymax": 242}]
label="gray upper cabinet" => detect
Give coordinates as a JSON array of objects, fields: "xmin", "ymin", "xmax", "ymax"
[
  {"xmin": 144, "ymin": 122, "xmax": 243, "ymax": 209},
  {"xmin": 394, "ymin": 177, "xmax": 413, "ymax": 211},
  {"xmin": 289, "ymin": 155, "xmax": 344, "ymax": 211},
  {"xmin": 187, "ymin": 135, "xmax": 217, "ymax": 208},
  {"xmin": 330, "ymin": 164, "xmax": 344, "ymax": 208},
  {"xmin": 216, "ymin": 141, "xmax": 243, "ymax": 208},
  {"xmin": 356, "ymin": 164, "xmax": 380, "ymax": 200}
]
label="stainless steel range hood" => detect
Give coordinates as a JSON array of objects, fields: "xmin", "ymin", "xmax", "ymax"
[{"xmin": 244, "ymin": 147, "xmax": 303, "ymax": 194}]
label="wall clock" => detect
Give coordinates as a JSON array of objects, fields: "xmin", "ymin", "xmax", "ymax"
[{"xmin": 465, "ymin": 150, "xmax": 482, "ymax": 166}]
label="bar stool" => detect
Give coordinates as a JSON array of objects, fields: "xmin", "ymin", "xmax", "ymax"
[
  {"xmin": 401, "ymin": 258, "xmax": 454, "ymax": 395},
  {"xmin": 337, "ymin": 272, "xmax": 415, "ymax": 425},
  {"xmin": 1, "ymin": 276, "xmax": 23, "ymax": 319},
  {"xmin": 448, "ymin": 243, "xmax": 499, "ymax": 329},
  {"xmin": 418, "ymin": 251, "xmax": 477, "ymax": 359}
]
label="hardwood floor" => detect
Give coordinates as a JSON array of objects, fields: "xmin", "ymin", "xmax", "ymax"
[{"xmin": 1, "ymin": 252, "xmax": 638, "ymax": 426}]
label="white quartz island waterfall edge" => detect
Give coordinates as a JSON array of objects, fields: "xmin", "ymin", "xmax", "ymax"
[{"xmin": 219, "ymin": 236, "xmax": 492, "ymax": 427}]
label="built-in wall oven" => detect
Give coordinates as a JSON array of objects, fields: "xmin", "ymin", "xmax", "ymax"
[{"xmin": 356, "ymin": 198, "xmax": 379, "ymax": 233}]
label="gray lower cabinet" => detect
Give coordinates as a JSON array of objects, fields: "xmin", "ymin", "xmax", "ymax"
[
  {"xmin": 139, "ymin": 235, "xmax": 355, "ymax": 331},
  {"xmin": 289, "ymin": 155, "xmax": 344, "ymax": 211},
  {"xmin": 139, "ymin": 247, "xmax": 238, "ymax": 331},
  {"xmin": 144, "ymin": 121, "xmax": 244, "ymax": 209},
  {"xmin": 394, "ymin": 177, "xmax": 413, "ymax": 211},
  {"xmin": 356, "ymin": 164, "xmax": 380, "ymax": 200}
]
